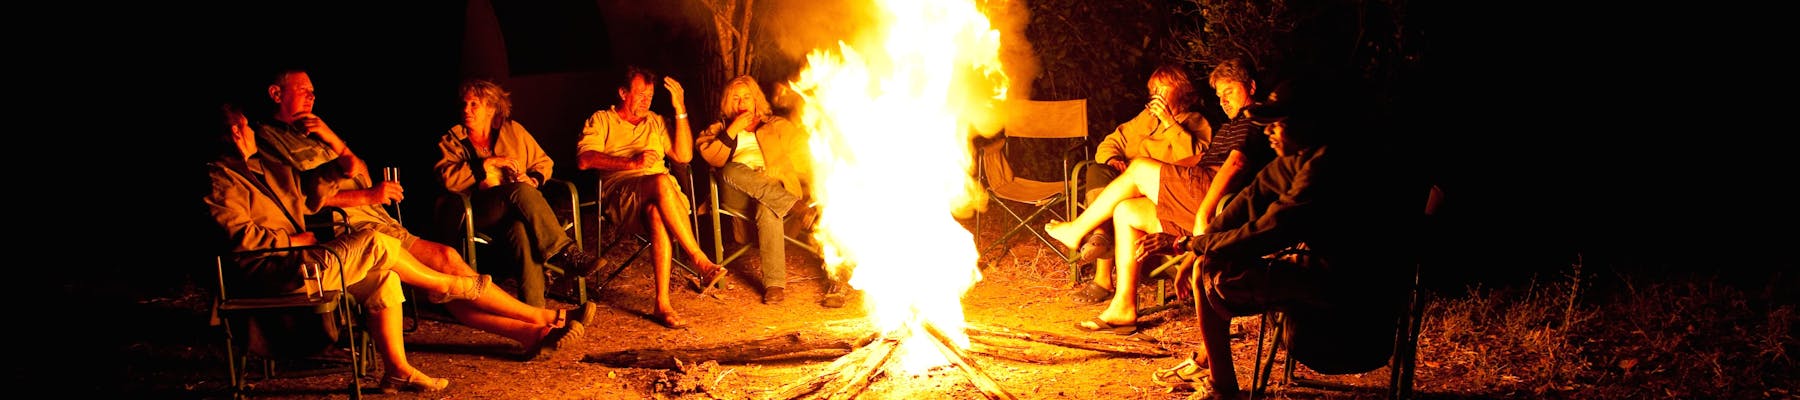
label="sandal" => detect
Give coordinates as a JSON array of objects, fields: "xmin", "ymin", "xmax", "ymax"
[
  {"xmin": 380, "ymin": 373, "xmax": 450, "ymax": 393},
  {"xmin": 1153, "ymin": 351, "xmax": 1209, "ymax": 387},
  {"xmin": 1070, "ymin": 282, "xmax": 1114, "ymax": 304},
  {"xmin": 520, "ymin": 321, "xmax": 585, "ymax": 361},
  {"xmin": 696, "ymin": 266, "xmax": 730, "ymax": 294},
  {"xmin": 1074, "ymin": 317, "xmax": 1137, "ymax": 335},
  {"xmin": 567, "ymin": 301, "xmax": 599, "ymax": 326}
]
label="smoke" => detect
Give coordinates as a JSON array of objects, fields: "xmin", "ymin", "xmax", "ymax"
[
  {"xmin": 761, "ymin": 0, "xmax": 883, "ymax": 66},
  {"xmin": 987, "ymin": 0, "xmax": 1037, "ymax": 101}
]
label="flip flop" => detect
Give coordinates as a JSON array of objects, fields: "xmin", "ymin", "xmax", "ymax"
[
  {"xmin": 1074, "ymin": 317, "xmax": 1137, "ymax": 335},
  {"xmin": 1153, "ymin": 351, "xmax": 1209, "ymax": 387},
  {"xmin": 1070, "ymin": 282, "xmax": 1114, "ymax": 304}
]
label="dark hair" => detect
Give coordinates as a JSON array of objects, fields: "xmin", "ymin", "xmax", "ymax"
[
  {"xmin": 621, "ymin": 65, "xmax": 657, "ymax": 90},
  {"xmin": 459, "ymin": 79, "xmax": 513, "ymax": 132},
  {"xmin": 1207, "ymin": 56, "xmax": 1255, "ymax": 89}
]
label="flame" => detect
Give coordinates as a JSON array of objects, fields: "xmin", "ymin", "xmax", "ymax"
[{"xmin": 789, "ymin": 0, "xmax": 1008, "ymax": 373}]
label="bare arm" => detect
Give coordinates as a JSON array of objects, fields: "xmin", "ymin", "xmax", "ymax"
[
  {"xmin": 665, "ymin": 76, "xmax": 694, "ymax": 164},
  {"xmin": 1191, "ymin": 149, "xmax": 1246, "ymax": 234}
]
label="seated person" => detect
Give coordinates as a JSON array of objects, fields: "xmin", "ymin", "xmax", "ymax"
[
  {"xmin": 1070, "ymin": 63, "xmax": 1212, "ymax": 304},
  {"xmin": 576, "ymin": 66, "xmax": 727, "ymax": 329},
  {"xmin": 435, "ymin": 78, "xmax": 598, "ymax": 307},
  {"xmin": 695, "ymin": 75, "xmax": 823, "ymax": 305},
  {"xmin": 256, "ymin": 69, "xmax": 596, "ymax": 335},
  {"xmin": 1137, "ymin": 81, "xmax": 1417, "ymax": 399},
  {"xmin": 1045, "ymin": 57, "xmax": 1274, "ymax": 333},
  {"xmin": 206, "ymin": 104, "xmax": 585, "ymax": 393}
]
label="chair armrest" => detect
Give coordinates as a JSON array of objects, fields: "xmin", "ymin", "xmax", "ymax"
[
  {"xmin": 544, "ymin": 177, "xmax": 583, "ymax": 253},
  {"xmin": 215, "ymin": 244, "xmax": 343, "ymax": 302},
  {"xmin": 304, "ymin": 206, "xmax": 351, "ymax": 241}
]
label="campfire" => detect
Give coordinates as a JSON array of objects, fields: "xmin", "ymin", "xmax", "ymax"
[{"xmin": 588, "ymin": 0, "xmax": 1170, "ymax": 397}]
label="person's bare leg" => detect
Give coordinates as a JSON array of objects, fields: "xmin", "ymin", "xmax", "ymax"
[
  {"xmin": 447, "ymin": 311, "xmax": 551, "ymax": 346},
  {"xmin": 652, "ymin": 175, "xmax": 724, "ymax": 273},
  {"xmin": 1197, "ymin": 292, "xmax": 1240, "ymax": 398},
  {"xmin": 1093, "ymin": 258, "xmax": 1115, "ymax": 289},
  {"xmin": 408, "ymin": 239, "xmax": 557, "ymax": 327},
  {"xmin": 1046, "ymin": 158, "xmax": 1166, "ymax": 249},
  {"xmin": 646, "ymin": 205, "xmax": 681, "ymax": 326},
  {"xmin": 406, "ymin": 239, "xmax": 476, "ymax": 277},
  {"xmin": 371, "ymin": 299, "xmax": 434, "ymax": 382},
  {"xmin": 1094, "ymin": 198, "xmax": 1162, "ymax": 325}
]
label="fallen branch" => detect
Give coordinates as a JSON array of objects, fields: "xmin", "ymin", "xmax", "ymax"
[
  {"xmin": 965, "ymin": 323, "xmax": 1172, "ymax": 357},
  {"xmin": 924, "ymin": 321, "xmax": 1018, "ymax": 400},
  {"xmin": 773, "ymin": 336, "xmax": 901, "ymax": 400},
  {"xmin": 585, "ymin": 331, "xmax": 874, "ymax": 369},
  {"xmin": 823, "ymin": 337, "xmax": 900, "ymax": 400}
]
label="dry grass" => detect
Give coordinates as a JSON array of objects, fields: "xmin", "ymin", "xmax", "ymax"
[{"xmin": 1420, "ymin": 259, "xmax": 1798, "ymax": 399}]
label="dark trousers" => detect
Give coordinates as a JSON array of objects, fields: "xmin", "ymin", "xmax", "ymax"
[{"xmin": 471, "ymin": 182, "xmax": 572, "ymax": 307}]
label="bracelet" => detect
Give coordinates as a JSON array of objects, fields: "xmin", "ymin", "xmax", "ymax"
[{"xmin": 676, "ymin": 113, "xmax": 688, "ymax": 119}]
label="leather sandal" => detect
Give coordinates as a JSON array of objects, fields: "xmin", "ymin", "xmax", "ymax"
[
  {"xmin": 1070, "ymin": 282, "xmax": 1114, "ymax": 304},
  {"xmin": 520, "ymin": 321, "xmax": 585, "ymax": 361},
  {"xmin": 380, "ymin": 373, "xmax": 449, "ymax": 393}
]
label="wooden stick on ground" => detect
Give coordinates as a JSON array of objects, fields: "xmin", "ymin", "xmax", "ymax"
[
  {"xmin": 585, "ymin": 331, "xmax": 874, "ymax": 369},
  {"xmin": 771, "ymin": 336, "xmax": 900, "ymax": 400},
  {"xmin": 823, "ymin": 337, "xmax": 902, "ymax": 400},
  {"xmin": 965, "ymin": 323, "xmax": 1172, "ymax": 357},
  {"xmin": 923, "ymin": 321, "xmax": 1019, "ymax": 400}
]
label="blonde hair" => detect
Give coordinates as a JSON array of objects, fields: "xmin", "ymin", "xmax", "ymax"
[{"xmin": 717, "ymin": 75, "xmax": 772, "ymax": 121}]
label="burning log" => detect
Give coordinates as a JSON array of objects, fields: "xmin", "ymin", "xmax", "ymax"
[
  {"xmin": 584, "ymin": 331, "xmax": 876, "ymax": 369},
  {"xmin": 823, "ymin": 337, "xmax": 902, "ymax": 400},
  {"xmin": 923, "ymin": 322, "xmax": 1019, "ymax": 400},
  {"xmin": 965, "ymin": 323, "xmax": 1172, "ymax": 357},
  {"xmin": 773, "ymin": 335, "xmax": 902, "ymax": 400}
]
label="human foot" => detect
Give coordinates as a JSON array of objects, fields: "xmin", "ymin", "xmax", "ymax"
[
  {"xmin": 1044, "ymin": 221, "xmax": 1082, "ymax": 250},
  {"xmin": 696, "ymin": 262, "xmax": 729, "ymax": 293},
  {"xmin": 650, "ymin": 310, "xmax": 688, "ymax": 329},
  {"xmin": 380, "ymin": 372, "xmax": 449, "ymax": 393}
]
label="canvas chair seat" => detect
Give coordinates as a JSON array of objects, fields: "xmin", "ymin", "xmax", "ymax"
[{"xmin": 973, "ymin": 99, "xmax": 1090, "ymax": 269}]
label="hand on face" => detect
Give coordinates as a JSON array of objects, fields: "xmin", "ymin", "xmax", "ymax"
[
  {"xmin": 728, "ymin": 109, "xmax": 761, "ymax": 136},
  {"xmin": 291, "ymin": 112, "xmax": 339, "ymax": 142},
  {"xmin": 1147, "ymin": 96, "xmax": 1172, "ymax": 127}
]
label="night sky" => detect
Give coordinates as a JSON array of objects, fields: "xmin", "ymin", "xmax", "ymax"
[{"xmin": 59, "ymin": 1, "xmax": 1794, "ymax": 298}]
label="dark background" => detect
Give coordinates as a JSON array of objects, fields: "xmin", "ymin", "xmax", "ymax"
[
  {"xmin": 23, "ymin": 0, "xmax": 1796, "ymax": 395},
  {"xmin": 39, "ymin": 0, "xmax": 1792, "ymax": 371}
]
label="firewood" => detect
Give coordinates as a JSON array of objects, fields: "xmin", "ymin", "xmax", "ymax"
[
  {"xmin": 584, "ymin": 331, "xmax": 874, "ymax": 369},
  {"xmin": 965, "ymin": 323, "xmax": 1172, "ymax": 357}
]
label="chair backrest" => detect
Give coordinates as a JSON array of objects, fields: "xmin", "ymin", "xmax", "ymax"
[{"xmin": 979, "ymin": 99, "xmax": 1089, "ymax": 201}]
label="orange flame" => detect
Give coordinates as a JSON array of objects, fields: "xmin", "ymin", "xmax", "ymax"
[{"xmin": 789, "ymin": 0, "xmax": 1009, "ymax": 373}]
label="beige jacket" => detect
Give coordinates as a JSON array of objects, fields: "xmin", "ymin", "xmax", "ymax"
[
  {"xmin": 695, "ymin": 116, "xmax": 813, "ymax": 196},
  {"xmin": 435, "ymin": 120, "xmax": 555, "ymax": 195}
]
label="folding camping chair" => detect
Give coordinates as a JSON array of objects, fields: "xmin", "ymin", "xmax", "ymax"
[
  {"xmin": 1248, "ymin": 184, "xmax": 1445, "ymax": 400},
  {"xmin": 973, "ymin": 99, "xmax": 1089, "ymax": 269},
  {"xmin": 695, "ymin": 162, "xmax": 822, "ymax": 279},
  {"xmin": 585, "ymin": 162, "xmax": 712, "ymax": 293},
  {"xmin": 438, "ymin": 177, "xmax": 590, "ymax": 306},
  {"xmin": 212, "ymin": 207, "xmax": 374, "ymax": 399}
]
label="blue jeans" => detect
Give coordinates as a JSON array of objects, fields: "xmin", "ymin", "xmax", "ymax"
[{"xmin": 718, "ymin": 163, "xmax": 800, "ymax": 289}]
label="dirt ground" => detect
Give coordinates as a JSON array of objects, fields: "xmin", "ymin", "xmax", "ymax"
[{"xmin": 106, "ymin": 209, "xmax": 1422, "ymax": 400}]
